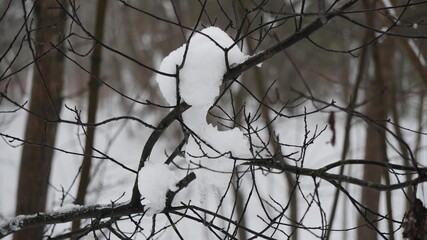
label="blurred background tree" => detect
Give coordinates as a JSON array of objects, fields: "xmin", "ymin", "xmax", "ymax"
[{"xmin": 12, "ymin": 1, "xmax": 68, "ymax": 239}]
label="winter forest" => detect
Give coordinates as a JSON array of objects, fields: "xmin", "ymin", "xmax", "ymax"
[{"xmin": 0, "ymin": 0, "xmax": 427, "ymax": 239}]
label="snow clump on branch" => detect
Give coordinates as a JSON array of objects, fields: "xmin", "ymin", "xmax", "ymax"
[
  {"xmin": 156, "ymin": 26, "xmax": 248, "ymax": 107},
  {"xmin": 141, "ymin": 27, "xmax": 251, "ymax": 214},
  {"xmin": 138, "ymin": 162, "xmax": 179, "ymax": 216}
]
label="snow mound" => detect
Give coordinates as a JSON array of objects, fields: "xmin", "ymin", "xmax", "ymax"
[
  {"xmin": 138, "ymin": 162, "xmax": 179, "ymax": 216},
  {"xmin": 152, "ymin": 26, "xmax": 252, "ymax": 210},
  {"xmin": 156, "ymin": 26, "xmax": 248, "ymax": 106}
]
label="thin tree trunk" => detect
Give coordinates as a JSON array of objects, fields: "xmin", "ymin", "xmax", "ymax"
[
  {"xmin": 398, "ymin": 37, "xmax": 427, "ymax": 87},
  {"xmin": 325, "ymin": 29, "xmax": 369, "ymax": 240},
  {"xmin": 14, "ymin": 1, "xmax": 67, "ymax": 240},
  {"xmin": 414, "ymin": 91, "xmax": 425, "ymax": 161},
  {"xmin": 246, "ymin": 37, "xmax": 299, "ymax": 240},
  {"xmin": 72, "ymin": 0, "xmax": 108, "ymax": 231},
  {"xmin": 357, "ymin": 2, "xmax": 393, "ymax": 238},
  {"xmin": 232, "ymin": 168, "xmax": 247, "ymax": 240},
  {"xmin": 356, "ymin": 42, "xmax": 389, "ymax": 240}
]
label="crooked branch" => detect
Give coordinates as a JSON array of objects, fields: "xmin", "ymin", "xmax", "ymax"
[
  {"xmin": 223, "ymin": 0, "xmax": 360, "ymax": 81},
  {"xmin": 244, "ymin": 160, "xmax": 426, "ymax": 191}
]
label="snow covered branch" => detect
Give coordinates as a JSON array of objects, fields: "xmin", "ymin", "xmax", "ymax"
[
  {"xmin": 0, "ymin": 202, "xmax": 138, "ymax": 238},
  {"xmin": 0, "ymin": 172, "xmax": 196, "ymax": 238}
]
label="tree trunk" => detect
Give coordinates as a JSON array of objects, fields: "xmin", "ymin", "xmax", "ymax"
[
  {"xmin": 72, "ymin": 0, "xmax": 108, "ymax": 231},
  {"xmin": 14, "ymin": 1, "xmax": 67, "ymax": 240},
  {"xmin": 357, "ymin": 2, "xmax": 394, "ymax": 238},
  {"xmin": 326, "ymin": 28, "xmax": 369, "ymax": 240}
]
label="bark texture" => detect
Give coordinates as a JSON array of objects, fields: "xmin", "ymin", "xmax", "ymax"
[{"xmin": 14, "ymin": 1, "xmax": 67, "ymax": 239}]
